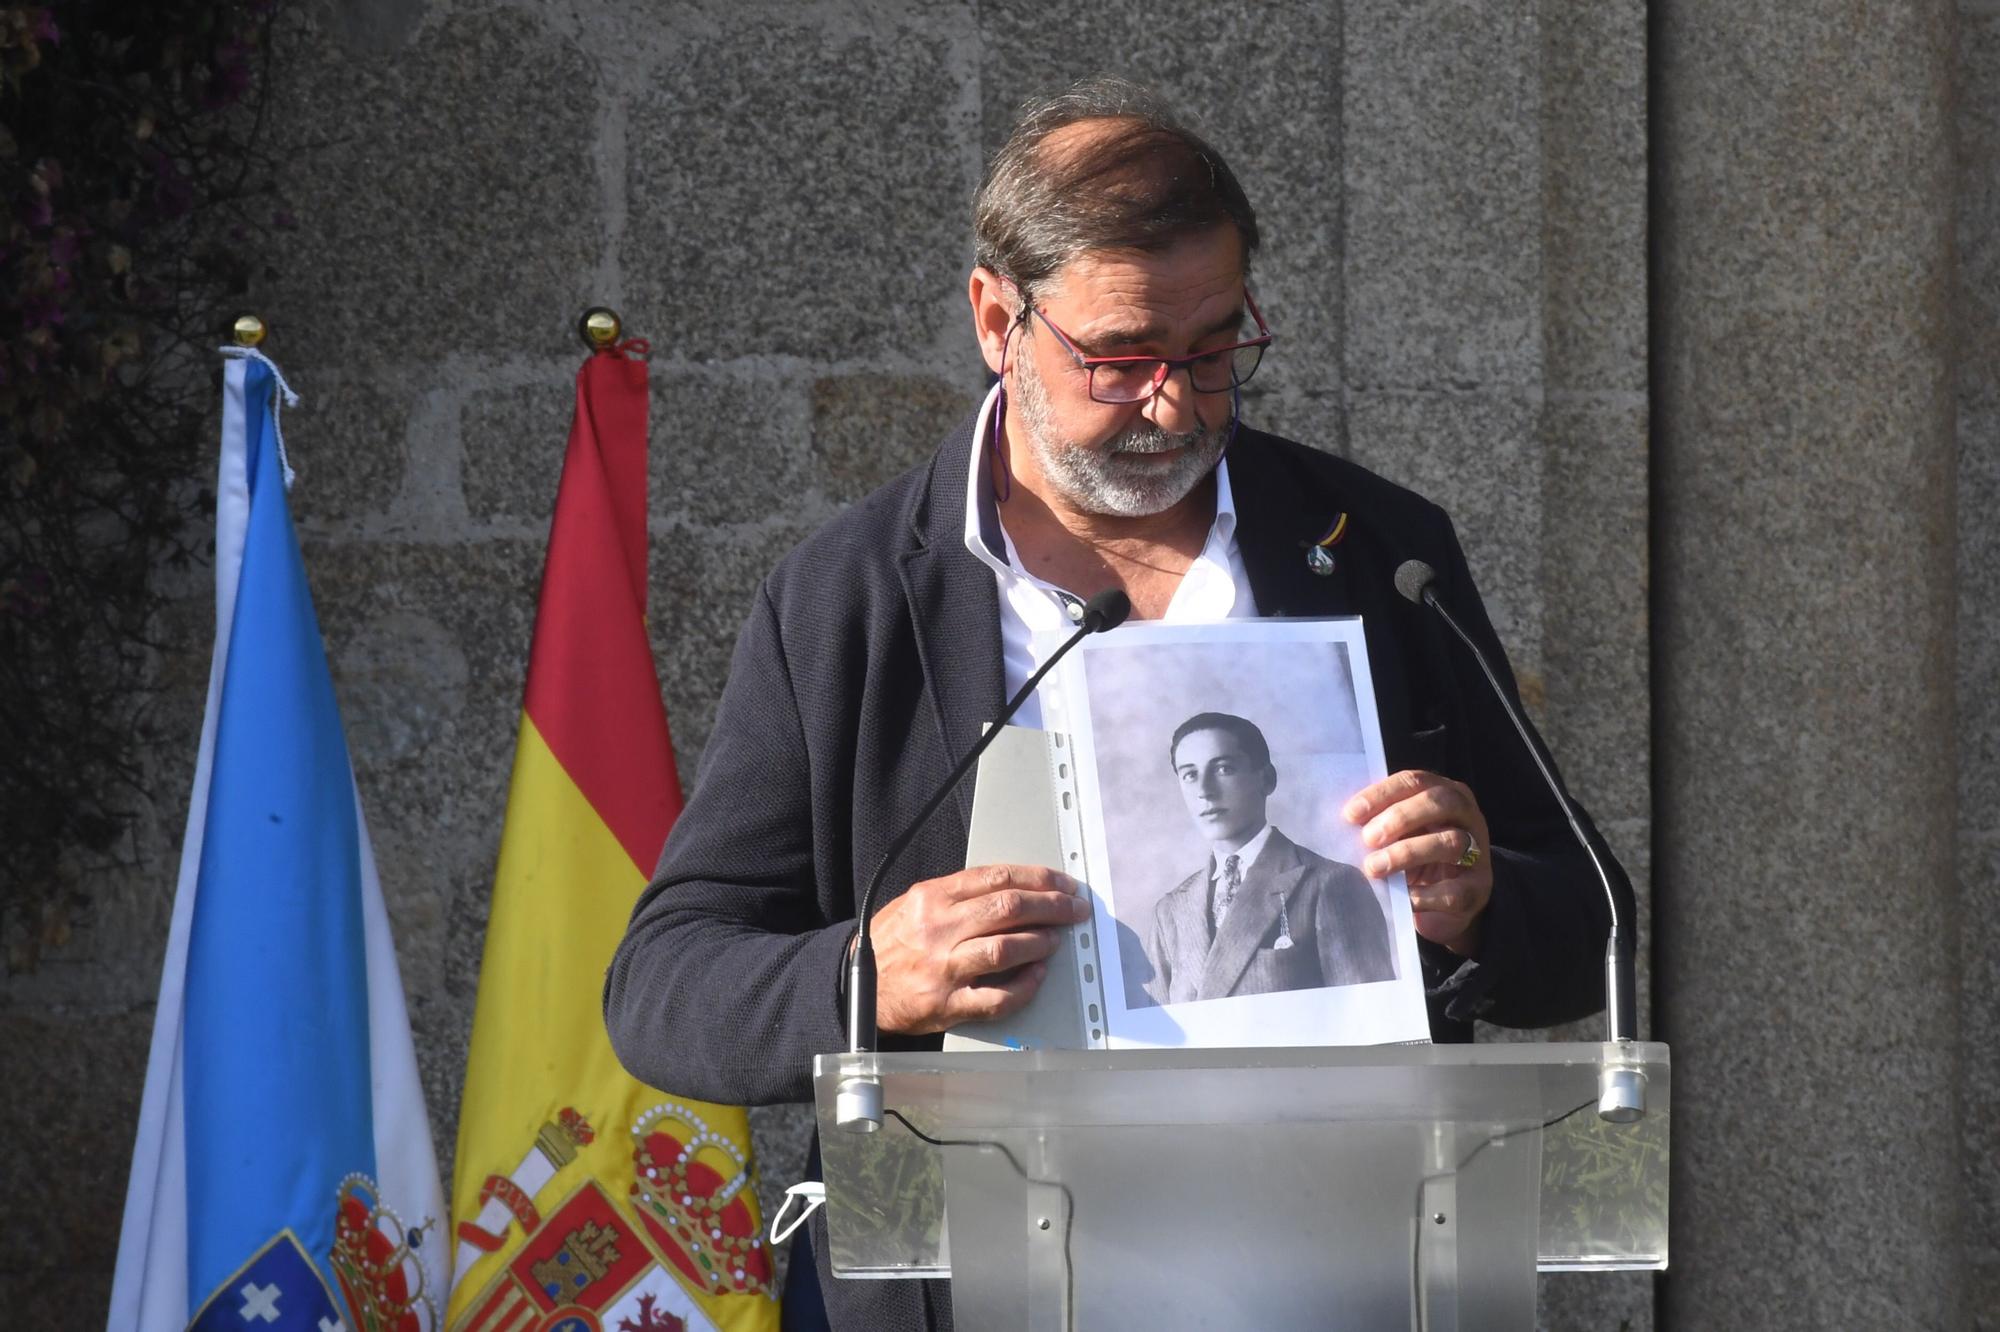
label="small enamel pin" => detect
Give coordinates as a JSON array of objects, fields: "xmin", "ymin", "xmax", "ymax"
[{"xmin": 1305, "ymin": 511, "xmax": 1349, "ymax": 576}]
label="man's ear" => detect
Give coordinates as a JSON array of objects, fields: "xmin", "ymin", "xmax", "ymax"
[
  {"xmin": 1261, "ymin": 765, "xmax": 1278, "ymax": 796},
  {"xmin": 968, "ymin": 266, "xmax": 1018, "ymax": 375}
]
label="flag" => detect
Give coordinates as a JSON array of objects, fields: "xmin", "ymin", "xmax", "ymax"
[
  {"xmin": 446, "ymin": 341, "xmax": 776, "ymax": 1332},
  {"xmin": 108, "ymin": 350, "xmax": 451, "ymax": 1331}
]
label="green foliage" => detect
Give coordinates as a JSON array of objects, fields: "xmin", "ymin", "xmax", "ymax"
[
  {"xmin": 1540, "ymin": 1103, "xmax": 1670, "ymax": 1261},
  {"xmin": 0, "ymin": 1, "xmax": 281, "ymax": 964}
]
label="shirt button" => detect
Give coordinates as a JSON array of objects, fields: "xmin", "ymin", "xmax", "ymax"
[{"xmin": 1064, "ymin": 599, "xmax": 1084, "ymax": 622}]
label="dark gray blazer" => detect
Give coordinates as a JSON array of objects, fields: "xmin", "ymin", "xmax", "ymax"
[
  {"xmin": 604, "ymin": 414, "xmax": 1629, "ymax": 1332},
  {"xmin": 1142, "ymin": 828, "xmax": 1395, "ymax": 1006}
]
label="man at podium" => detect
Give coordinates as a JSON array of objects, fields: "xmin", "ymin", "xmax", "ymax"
[{"xmin": 607, "ymin": 76, "xmax": 1627, "ymax": 1331}]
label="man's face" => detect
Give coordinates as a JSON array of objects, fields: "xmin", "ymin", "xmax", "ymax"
[
  {"xmin": 1006, "ymin": 226, "xmax": 1247, "ymax": 518},
  {"xmin": 1173, "ymin": 727, "xmax": 1274, "ymax": 849}
]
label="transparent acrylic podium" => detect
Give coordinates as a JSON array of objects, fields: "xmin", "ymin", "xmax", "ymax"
[{"xmin": 812, "ymin": 1042, "xmax": 1667, "ymax": 1331}]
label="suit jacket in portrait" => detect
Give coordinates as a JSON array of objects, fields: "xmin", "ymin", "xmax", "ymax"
[{"xmin": 1142, "ymin": 828, "xmax": 1394, "ymax": 1006}]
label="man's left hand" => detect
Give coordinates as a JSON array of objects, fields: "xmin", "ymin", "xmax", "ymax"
[{"xmin": 1343, "ymin": 770, "xmax": 1492, "ymax": 956}]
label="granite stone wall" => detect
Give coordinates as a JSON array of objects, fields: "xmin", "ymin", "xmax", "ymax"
[
  {"xmin": 1959, "ymin": 0, "xmax": 2000, "ymax": 1323},
  {"xmin": 5, "ymin": 0, "xmax": 1989, "ymax": 1326},
  {"xmin": 1654, "ymin": 0, "xmax": 1979, "ymax": 1328}
]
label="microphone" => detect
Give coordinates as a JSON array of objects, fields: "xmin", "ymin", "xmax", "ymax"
[
  {"xmin": 837, "ymin": 587, "xmax": 1132, "ymax": 1131},
  {"xmin": 1393, "ymin": 559, "xmax": 1646, "ymax": 1122}
]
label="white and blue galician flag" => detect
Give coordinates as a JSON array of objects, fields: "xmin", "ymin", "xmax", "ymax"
[{"xmin": 109, "ymin": 349, "xmax": 450, "ymax": 1331}]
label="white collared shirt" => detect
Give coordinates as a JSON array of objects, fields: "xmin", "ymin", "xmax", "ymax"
[
  {"xmin": 1209, "ymin": 822, "xmax": 1277, "ymax": 885},
  {"xmin": 961, "ymin": 382, "xmax": 1259, "ymax": 727}
]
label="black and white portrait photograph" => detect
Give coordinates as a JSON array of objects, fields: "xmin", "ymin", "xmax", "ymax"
[{"xmin": 1056, "ymin": 620, "xmax": 1429, "ymax": 1049}]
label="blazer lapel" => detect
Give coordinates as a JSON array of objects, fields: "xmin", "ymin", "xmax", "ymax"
[
  {"xmin": 1156, "ymin": 867, "xmax": 1210, "ymax": 1000},
  {"xmin": 1196, "ymin": 832, "xmax": 1307, "ymax": 999},
  {"xmin": 897, "ymin": 415, "xmax": 1006, "ymax": 831},
  {"xmin": 1229, "ymin": 433, "xmax": 1358, "ymax": 620}
]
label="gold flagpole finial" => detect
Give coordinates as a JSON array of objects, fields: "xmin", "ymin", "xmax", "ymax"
[
  {"xmin": 232, "ymin": 314, "xmax": 267, "ymax": 348},
  {"xmin": 579, "ymin": 307, "xmax": 622, "ymax": 350}
]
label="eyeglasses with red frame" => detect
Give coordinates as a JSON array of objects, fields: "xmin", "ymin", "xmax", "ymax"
[{"xmin": 1025, "ymin": 292, "xmax": 1274, "ymax": 404}]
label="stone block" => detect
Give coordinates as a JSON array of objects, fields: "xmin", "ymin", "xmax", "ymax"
[
  {"xmin": 624, "ymin": 20, "xmax": 970, "ymax": 360},
  {"xmin": 1966, "ymin": 834, "xmax": 2000, "ymax": 1330},
  {"xmin": 0, "ymin": 867, "xmax": 177, "ymax": 1012},
  {"xmin": 1958, "ymin": 75, "xmax": 1999, "ymax": 1318},
  {"xmin": 1344, "ymin": 1, "xmax": 1543, "ymax": 388},
  {"xmin": 977, "ymin": 1, "xmax": 1344, "ymax": 402},
  {"xmin": 461, "ymin": 379, "xmax": 576, "ymax": 525},
  {"xmin": 809, "ymin": 374, "xmax": 978, "ymax": 506},
  {"xmin": 1965, "ymin": 403, "xmax": 2000, "ymax": 829},
  {"xmin": 0, "ymin": 554, "xmax": 222, "ymax": 1009},
  {"xmin": 0, "ymin": 1269, "xmax": 114, "ymax": 1330},
  {"xmin": 284, "ymin": 375, "xmax": 413, "ymax": 527},
  {"xmin": 303, "ymin": 537, "xmax": 548, "ymax": 1159},
  {"xmin": 1346, "ymin": 389, "xmax": 1544, "ymax": 682},
  {"xmin": 1538, "ymin": 1271, "xmax": 1654, "ymax": 1332},
  {"xmin": 657, "ymin": 369, "xmax": 816, "ymax": 528},
  {"xmin": 1540, "ymin": 1, "xmax": 1647, "ymax": 393},
  {"xmin": 0, "ymin": 1009, "xmax": 152, "ymax": 1281},
  {"xmin": 1241, "ymin": 385, "xmax": 1343, "ymax": 458},
  {"xmin": 259, "ymin": 7, "xmax": 600, "ymax": 373},
  {"xmin": 1962, "ymin": 398, "xmax": 2000, "ymax": 1321},
  {"xmin": 1539, "ymin": 393, "xmax": 1649, "ymax": 824},
  {"xmin": 650, "ymin": 521, "xmax": 820, "ymax": 775},
  {"xmin": 1962, "ymin": 15, "xmax": 2000, "ymax": 411}
]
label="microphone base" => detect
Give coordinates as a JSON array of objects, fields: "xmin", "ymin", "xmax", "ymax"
[
  {"xmin": 835, "ymin": 1075, "xmax": 883, "ymax": 1133},
  {"xmin": 1597, "ymin": 1064, "xmax": 1647, "ymax": 1123}
]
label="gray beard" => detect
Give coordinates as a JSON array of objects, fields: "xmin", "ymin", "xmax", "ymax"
[{"xmin": 1007, "ymin": 352, "xmax": 1230, "ymax": 518}]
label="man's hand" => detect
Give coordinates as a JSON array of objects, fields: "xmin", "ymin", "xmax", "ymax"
[
  {"xmin": 869, "ymin": 864, "xmax": 1091, "ymax": 1035},
  {"xmin": 1343, "ymin": 770, "xmax": 1493, "ymax": 956}
]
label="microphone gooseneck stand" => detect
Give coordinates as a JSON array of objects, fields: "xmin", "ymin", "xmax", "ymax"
[
  {"xmin": 1393, "ymin": 560, "xmax": 1646, "ymax": 1121},
  {"xmin": 836, "ymin": 588, "xmax": 1133, "ymax": 1132}
]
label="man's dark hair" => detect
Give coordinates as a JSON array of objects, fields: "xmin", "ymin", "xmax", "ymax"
[
  {"xmin": 973, "ymin": 76, "xmax": 1260, "ymax": 303},
  {"xmin": 1169, "ymin": 712, "xmax": 1272, "ymax": 772}
]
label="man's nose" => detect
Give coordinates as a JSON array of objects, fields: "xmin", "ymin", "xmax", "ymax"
[
  {"xmin": 1141, "ymin": 365, "xmax": 1210, "ymax": 436},
  {"xmin": 1198, "ymin": 769, "xmax": 1220, "ymax": 798}
]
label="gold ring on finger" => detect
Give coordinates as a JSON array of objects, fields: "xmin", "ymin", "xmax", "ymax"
[{"xmin": 1456, "ymin": 832, "xmax": 1482, "ymax": 869}]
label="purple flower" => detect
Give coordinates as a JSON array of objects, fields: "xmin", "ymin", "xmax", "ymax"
[
  {"xmin": 148, "ymin": 152, "xmax": 194, "ymax": 219},
  {"xmin": 23, "ymin": 296, "xmax": 63, "ymax": 329},
  {"xmin": 3, "ymin": 568, "xmax": 55, "ymax": 619},
  {"xmin": 33, "ymin": 9, "xmax": 57, "ymax": 45},
  {"xmin": 202, "ymin": 39, "xmax": 256, "ymax": 109}
]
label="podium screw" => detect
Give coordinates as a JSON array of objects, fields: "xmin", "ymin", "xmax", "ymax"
[
  {"xmin": 1036, "ymin": 1217, "xmax": 1051, "ymax": 1231},
  {"xmin": 1431, "ymin": 1212, "xmax": 1447, "ymax": 1225}
]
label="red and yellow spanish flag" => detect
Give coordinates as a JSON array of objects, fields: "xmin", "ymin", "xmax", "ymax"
[{"xmin": 447, "ymin": 339, "xmax": 776, "ymax": 1332}]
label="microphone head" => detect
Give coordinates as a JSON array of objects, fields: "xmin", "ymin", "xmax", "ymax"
[
  {"xmin": 1394, "ymin": 560, "xmax": 1438, "ymax": 606},
  {"xmin": 1082, "ymin": 588, "xmax": 1133, "ymax": 632}
]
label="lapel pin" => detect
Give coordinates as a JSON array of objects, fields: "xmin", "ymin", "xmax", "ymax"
[{"xmin": 1305, "ymin": 512, "xmax": 1349, "ymax": 576}]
